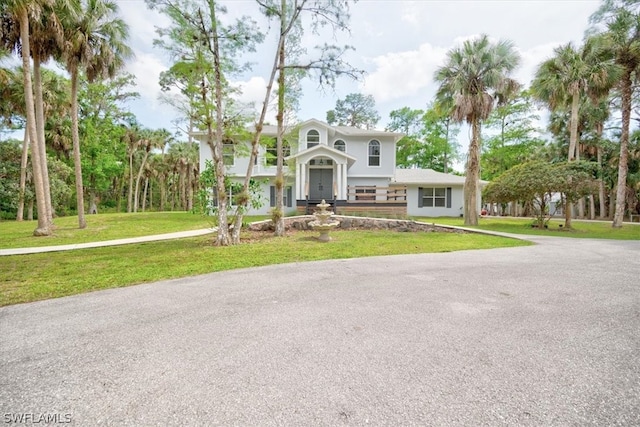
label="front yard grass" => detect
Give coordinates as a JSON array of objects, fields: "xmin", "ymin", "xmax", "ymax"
[
  {"xmin": 0, "ymin": 212, "xmax": 213, "ymax": 249},
  {"xmin": 418, "ymin": 216, "xmax": 640, "ymax": 240},
  {"xmin": 0, "ymin": 229, "xmax": 527, "ymax": 307}
]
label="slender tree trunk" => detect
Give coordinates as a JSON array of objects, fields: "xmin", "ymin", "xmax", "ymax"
[
  {"xmin": 597, "ymin": 138, "xmax": 606, "ymax": 219},
  {"xmin": 209, "ymin": 0, "xmax": 231, "ymax": 245},
  {"xmin": 613, "ymin": 71, "xmax": 631, "ymax": 227},
  {"xmin": 19, "ymin": 11, "xmax": 50, "ymax": 236},
  {"xmin": 187, "ymin": 163, "xmax": 194, "ymax": 211},
  {"xmin": 568, "ymin": 92, "xmax": 579, "ymax": 162},
  {"xmin": 274, "ymin": 1, "xmax": 287, "ymax": 237},
  {"xmin": 28, "ymin": 199, "xmax": 34, "ymax": 221},
  {"xmin": 232, "ymin": 28, "xmax": 284, "ymax": 243},
  {"xmin": 17, "ymin": 132, "xmax": 29, "ymax": 221},
  {"xmin": 179, "ymin": 165, "xmax": 186, "ymax": 210},
  {"xmin": 134, "ymin": 149, "xmax": 150, "ymax": 213},
  {"xmin": 127, "ymin": 151, "xmax": 134, "ymax": 213},
  {"xmin": 464, "ymin": 117, "xmax": 480, "ymax": 226},
  {"xmin": 33, "ymin": 56, "xmax": 53, "ymax": 225},
  {"xmin": 142, "ymin": 177, "xmax": 148, "ymax": 212},
  {"xmin": 70, "ymin": 69, "xmax": 87, "ymax": 228},
  {"xmin": 589, "ymin": 194, "xmax": 595, "ymax": 220},
  {"xmin": 160, "ymin": 174, "xmax": 166, "ymax": 211}
]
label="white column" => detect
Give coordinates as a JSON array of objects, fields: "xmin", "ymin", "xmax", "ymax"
[
  {"xmin": 299, "ymin": 162, "xmax": 306, "ymax": 199},
  {"xmin": 341, "ymin": 163, "xmax": 347, "ymax": 200},
  {"xmin": 336, "ymin": 163, "xmax": 344, "ymax": 200}
]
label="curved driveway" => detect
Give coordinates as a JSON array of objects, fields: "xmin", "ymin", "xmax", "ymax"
[{"xmin": 1, "ymin": 235, "xmax": 639, "ymax": 426}]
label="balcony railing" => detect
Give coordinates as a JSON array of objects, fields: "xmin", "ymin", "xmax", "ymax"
[{"xmin": 346, "ymin": 186, "xmax": 407, "ymax": 203}]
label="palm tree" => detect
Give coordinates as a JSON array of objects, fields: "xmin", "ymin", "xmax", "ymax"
[
  {"xmin": 434, "ymin": 34, "xmax": 520, "ymax": 226},
  {"xmin": 591, "ymin": 7, "xmax": 640, "ymax": 227},
  {"xmin": 1, "ymin": 0, "xmax": 53, "ymax": 235},
  {"xmin": 30, "ymin": 0, "xmax": 78, "ymax": 224},
  {"xmin": 61, "ymin": 0, "xmax": 131, "ymax": 228},
  {"xmin": 531, "ymin": 38, "xmax": 619, "ymax": 226}
]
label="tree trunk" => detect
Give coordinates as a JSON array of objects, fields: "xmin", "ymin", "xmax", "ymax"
[
  {"xmin": 597, "ymin": 146, "xmax": 606, "ymax": 219},
  {"xmin": 28, "ymin": 199, "xmax": 34, "ymax": 221},
  {"xmin": 613, "ymin": 71, "xmax": 631, "ymax": 227},
  {"xmin": 19, "ymin": 11, "xmax": 50, "ymax": 236},
  {"xmin": 160, "ymin": 174, "xmax": 166, "ymax": 212},
  {"xmin": 564, "ymin": 193, "xmax": 572, "ymax": 229},
  {"xmin": 232, "ymin": 26, "xmax": 284, "ymax": 243},
  {"xmin": 16, "ymin": 132, "xmax": 29, "ymax": 221},
  {"xmin": 274, "ymin": 2, "xmax": 287, "ymax": 237},
  {"xmin": 127, "ymin": 151, "xmax": 134, "ymax": 213},
  {"xmin": 70, "ymin": 69, "xmax": 87, "ymax": 228},
  {"xmin": 142, "ymin": 177, "xmax": 148, "ymax": 212},
  {"xmin": 208, "ymin": 0, "xmax": 231, "ymax": 245},
  {"xmin": 568, "ymin": 92, "xmax": 579, "ymax": 162},
  {"xmin": 133, "ymin": 149, "xmax": 150, "ymax": 213},
  {"xmin": 33, "ymin": 56, "xmax": 53, "ymax": 225},
  {"xmin": 589, "ymin": 194, "xmax": 595, "ymax": 220},
  {"xmin": 463, "ymin": 118, "xmax": 480, "ymax": 226}
]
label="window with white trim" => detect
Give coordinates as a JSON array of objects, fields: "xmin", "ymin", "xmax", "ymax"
[
  {"xmin": 334, "ymin": 139, "xmax": 346, "ymax": 152},
  {"xmin": 306, "ymin": 130, "xmax": 320, "ymax": 149},
  {"xmin": 418, "ymin": 187, "xmax": 452, "ymax": 208},
  {"xmin": 265, "ymin": 138, "xmax": 290, "ymax": 166},
  {"xmin": 223, "ymin": 142, "xmax": 235, "ymax": 166},
  {"xmin": 368, "ymin": 140, "xmax": 380, "ymax": 166}
]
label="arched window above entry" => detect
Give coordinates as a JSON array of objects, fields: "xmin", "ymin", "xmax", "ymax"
[
  {"xmin": 334, "ymin": 140, "xmax": 346, "ymax": 152},
  {"xmin": 306, "ymin": 130, "xmax": 320, "ymax": 149},
  {"xmin": 368, "ymin": 140, "xmax": 380, "ymax": 166}
]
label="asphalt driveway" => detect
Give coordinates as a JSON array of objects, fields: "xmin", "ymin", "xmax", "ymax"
[{"xmin": 1, "ymin": 235, "xmax": 639, "ymax": 426}]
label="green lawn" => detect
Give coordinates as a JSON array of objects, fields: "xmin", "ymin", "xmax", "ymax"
[
  {"xmin": 417, "ymin": 216, "xmax": 640, "ymax": 240},
  {"xmin": 0, "ymin": 212, "xmax": 213, "ymax": 249},
  {"xmin": 0, "ymin": 228, "xmax": 527, "ymax": 307}
]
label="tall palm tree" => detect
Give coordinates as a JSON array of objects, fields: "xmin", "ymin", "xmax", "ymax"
[
  {"xmin": 434, "ymin": 34, "xmax": 520, "ymax": 226},
  {"xmin": 591, "ymin": 7, "xmax": 640, "ymax": 227},
  {"xmin": 61, "ymin": 0, "xmax": 131, "ymax": 228},
  {"xmin": 1, "ymin": 0, "xmax": 53, "ymax": 235},
  {"xmin": 531, "ymin": 38, "xmax": 619, "ymax": 227},
  {"xmin": 30, "ymin": 0, "xmax": 78, "ymax": 224}
]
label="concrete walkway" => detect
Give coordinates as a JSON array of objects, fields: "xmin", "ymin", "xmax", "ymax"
[
  {"xmin": 0, "ymin": 228, "xmax": 216, "ymax": 256},
  {"xmin": 1, "ymin": 233, "xmax": 639, "ymax": 425}
]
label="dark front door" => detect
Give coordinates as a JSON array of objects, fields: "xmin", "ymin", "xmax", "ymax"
[{"xmin": 309, "ymin": 169, "xmax": 333, "ymax": 200}]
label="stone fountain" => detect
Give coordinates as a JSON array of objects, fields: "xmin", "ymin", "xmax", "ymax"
[{"xmin": 309, "ymin": 199, "xmax": 339, "ymax": 242}]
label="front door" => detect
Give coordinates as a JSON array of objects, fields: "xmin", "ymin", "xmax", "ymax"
[{"xmin": 309, "ymin": 169, "xmax": 333, "ymax": 200}]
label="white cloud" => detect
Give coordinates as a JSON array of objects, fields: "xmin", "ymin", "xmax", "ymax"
[
  {"xmin": 362, "ymin": 43, "xmax": 447, "ymax": 103},
  {"xmin": 125, "ymin": 50, "xmax": 169, "ymax": 110}
]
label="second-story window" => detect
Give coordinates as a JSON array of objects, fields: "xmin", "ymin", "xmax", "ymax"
[
  {"xmin": 306, "ymin": 130, "xmax": 320, "ymax": 149},
  {"xmin": 223, "ymin": 140, "xmax": 235, "ymax": 166},
  {"xmin": 334, "ymin": 140, "xmax": 346, "ymax": 152},
  {"xmin": 265, "ymin": 138, "xmax": 290, "ymax": 166},
  {"xmin": 368, "ymin": 140, "xmax": 380, "ymax": 166}
]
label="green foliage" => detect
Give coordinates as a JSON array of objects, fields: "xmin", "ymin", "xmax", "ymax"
[
  {"xmin": 197, "ymin": 160, "xmax": 264, "ymax": 222},
  {"xmin": 0, "ymin": 139, "xmax": 24, "ymax": 214},
  {"xmin": 326, "ymin": 93, "xmax": 380, "ymax": 129},
  {"xmin": 483, "ymin": 160, "xmax": 597, "ymax": 227},
  {"xmin": 481, "ymin": 90, "xmax": 545, "ymax": 180},
  {"xmin": 391, "ymin": 105, "xmax": 461, "ymax": 171},
  {"xmin": 0, "ymin": 139, "xmax": 72, "ymax": 217}
]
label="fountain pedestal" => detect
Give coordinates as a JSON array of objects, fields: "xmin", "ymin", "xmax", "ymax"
[{"xmin": 309, "ymin": 199, "xmax": 339, "ymax": 242}]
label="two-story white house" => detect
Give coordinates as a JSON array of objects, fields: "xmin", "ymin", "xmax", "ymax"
[{"xmin": 196, "ymin": 119, "xmax": 479, "ymax": 217}]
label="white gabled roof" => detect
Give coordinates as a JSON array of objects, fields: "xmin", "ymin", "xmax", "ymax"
[{"xmin": 392, "ymin": 168, "xmax": 487, "ymax": 186}]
